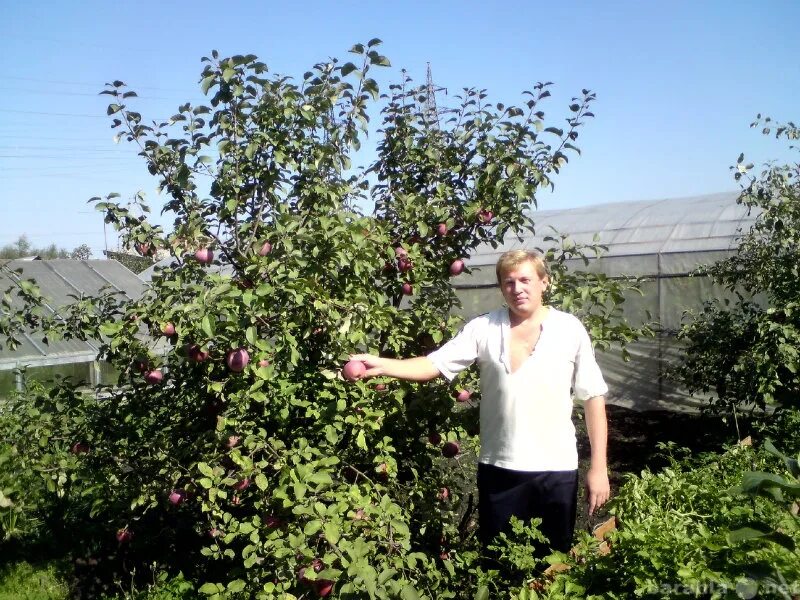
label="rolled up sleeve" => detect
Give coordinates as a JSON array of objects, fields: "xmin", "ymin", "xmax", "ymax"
[
  {"xmin": 572, "ymin": 324, "xmax": 608, "ymax": 401},
  {"xmin": 427, "ymin": 318, "xmax": 481, "ymax": 381}
]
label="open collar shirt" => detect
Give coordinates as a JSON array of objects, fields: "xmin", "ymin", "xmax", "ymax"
[{"xmin": 427, "ymin": 307, "xmax": 608, "ymax": 471}]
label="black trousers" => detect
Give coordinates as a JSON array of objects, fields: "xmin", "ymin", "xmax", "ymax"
[{"xmin": 477, "ymin": 463, "xmax": 579, "ymax": 556}]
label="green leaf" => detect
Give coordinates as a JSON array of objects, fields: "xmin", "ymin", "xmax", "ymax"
[
  {"xmin": 198, "ymin": 582, "xmax": 222, "ymax": 595},
  {"xmin": 226, "ymin": 579, "xmax": 246, "ymax": 592},
  {"xmin": 400, "ymin": 585, "xmax": 421, "ymax": 600},
  {"xmin": 474, "ymin": 586, "xmax": 489, "ymax": 600},
  {"xmin": 341, "ymin": 62, "xmax": 358, "ymax": 77},
  {"xmin": 222, "ymin": 68, "xmax": 236, "ymax": 83},
  {"xmin": 727, "ymin": 523, "xmax": 796, "ymax": 550},
  {"xmin": 378, "ymin": 569, "xmax": 397, "ymax": 585},
  {"xmin": 200, "ymin": 76, "xmax": 216, "ymax": 95},
  {"xmin": 323, "ymin": 521, "xmax": 341, "ymax": 544},
  {"xmin": 304, "ymin": 519, "xmax": 322, "ymax": 535},
  {"xmin": 255, "ymin": 473, "xmax": 268, "ymax": 491},
  {"xmin": 201, "ymin": 315, "xmax": 215, "ymax": 338}
]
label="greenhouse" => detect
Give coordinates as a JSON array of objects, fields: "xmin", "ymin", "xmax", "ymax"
[
  {"xmin": 0, "ymin": 259, "xmax": 147, "ymax": 398},
  {"xmin": 455, "ymin": 191, "xmax": 757, "ymax": 411}
]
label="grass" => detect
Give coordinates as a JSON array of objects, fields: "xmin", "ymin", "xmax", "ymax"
[{"xmin": 0, "ymin": 561, "xmax": 70, "ymax": 600}]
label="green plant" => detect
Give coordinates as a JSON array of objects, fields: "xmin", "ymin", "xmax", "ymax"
[{"xmin": 526, "ymin": 442, "xmax": 799, "ymax": 599}]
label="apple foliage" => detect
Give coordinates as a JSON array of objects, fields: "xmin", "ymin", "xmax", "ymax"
[
  {"xmin": 675, "ymin": 117, "xmax": 800, "ymax": 414},
  {"xmin": 0, "ymin": 42, "xmax": 644, "ymax": 597}
]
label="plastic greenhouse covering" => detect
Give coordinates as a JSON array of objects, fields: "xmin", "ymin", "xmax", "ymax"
[
  {"xmin": 454, "ymin": 191, "xmax": 758, "ymax": 411},
  {"xmin": 0, "ymin": 259, "xmax": 147, "ymax": 397}
]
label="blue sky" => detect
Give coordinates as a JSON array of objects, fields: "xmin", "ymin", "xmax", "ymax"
[{"xmin": 2, "ymin": 1, "xmax": 798, "ymax": 256}]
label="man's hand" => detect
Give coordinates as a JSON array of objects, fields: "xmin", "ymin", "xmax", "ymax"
[
  {"xmin": 586, "ymin": 465, "xmax": 610, "ymax": 516},
  {"xmin": 348, "ymin": 354, "xmax": 389, "ymax": 379},
  {"xmin": 584, "ymin": 395, "xmax": 609, "ymax": 516}
]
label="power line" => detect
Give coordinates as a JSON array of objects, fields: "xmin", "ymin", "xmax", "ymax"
[
  {"xmin": 0, "ymin": 154, "xmax": 138, "ymax": 159},
  {"xmin": 4, "ymin": 74, "xmax": 194, "ymax": 94},
  {"xmin": 0, "ymin": 86, "xmax": 174, "ymax": 101},
  {"xmin": 0, "ymin": 145, "xmax": 138, "ymax": 152},
  {"xmin": 0, "ymin": 108, "xmax": 108, "ymax": 118},
  {"xmin": 0, "ymin": 107, "xmax": 172, "ymax": 120}
]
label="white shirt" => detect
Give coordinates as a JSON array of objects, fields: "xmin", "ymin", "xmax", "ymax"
[{"xmin": 427, "ymin": 307, "xmax": 608, "ymax": 471}]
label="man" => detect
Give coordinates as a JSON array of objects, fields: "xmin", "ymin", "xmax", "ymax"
[{"xmin": 350, "ymin": 249, "xmax": 609, "ymax": 555}]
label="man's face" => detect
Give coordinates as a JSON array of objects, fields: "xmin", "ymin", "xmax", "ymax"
[{"xmin": 499, "ymin": 260, "xmax": 549, "ymax": 318}]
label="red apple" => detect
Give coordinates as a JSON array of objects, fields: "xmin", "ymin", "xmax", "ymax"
[
  {"xmin": 394, "ymin": 246, "xmax": 408, "ymax": 258},
  {"xmin": 234, "ymin": 478, "xmax": 250, "ymax": 491},
  {"xmin": 376, "ymin": 462, "xmax": 389, "ymax": 481},
  {"xmin": 315, "ymin": 580, "xmax": 334, "ymax": 597},
  {"xmin": 226, "ymin": 348, "xmax": 250, "ymax": 372},
  {"xmin": 168, "ymin": 490, "xmax": 183, "ymax": 505},
  {"xmin": 194, "ymin": 248, "xmax": 214, "ymax": 265},
  {"xmin": 70, "ymin": 441, "xmax": 89, "ymax": 454},
  {"xmin": 374, "ymin": 383, "xmax": 386, "ymax": 391},
  {"xmin": 398, "ymin": 257, "xmax": 413, "ymax": 273},
  {"xmin": 428, "ymin": 432, "xmax": 442, "ymax": 446},
  {"xmin": 144, "ymin": 369, "xmax": 163, "ymax": 384},
  {"xmin": 342, "ymin": 360, "xmax": 366, "ymax": 381},
  {"xmin": 258, "ymin": 241, "xmax": 272, "ymax": 256},
  {"xmin": 455, "ymin": 389, "xmax": 472, "ymax": 403},
  {"xmin": 231, "ymin": 495, "xmax": 241, "ymax": 506},
  {"xmin": 402, "ymin": 282, "xmax": 413, "ymax": 296},
  {"xmin": 227, "ymin": 435, "xmax": 241, "ymax": 449},
  {"xmin": 298, "ymin": 559, "xmax": 324, "ymax": 584},
  {"xmin": 442, "ymin": 441, "xmax": 460, "ymax": 458},
  {"xmin": 258, "ymin": 358, "xmax": 270, "ymax": 368},
  {"xmin": 449, "ymin": 259, "xmax": 465, "ymax": 276},
  {"xmin": 161, "ymin": 322, "xmax": 176, "ymax": 337},
  {"xmin": 478, "ymin": 209, "xmax": 494, "ymax": 224},
  {"xmin": 116, "ymin": 528, "xmax": 132, "ymax": 544},
  {"xmin": 264, "ymin": 516, "xmax": 283, "ymax": 528},
  {"xmin": 187, "ymin": 344, "xmax": 209, "ymax": 363},
  {"xmin": 134, "ymin": 242, "xmax": 152, "ymax": 257},
  {"xmin": 436, "ymin": 223, "xmax": 448, "ymax": 236},
  {"xmin": 438, "ymin": 487, "xmax": 450, "ymax": 501}
]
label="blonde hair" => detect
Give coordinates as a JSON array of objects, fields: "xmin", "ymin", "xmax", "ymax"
[{"xmin": 495, "ymin": 249, "xmax": 549, "ymax": 283}]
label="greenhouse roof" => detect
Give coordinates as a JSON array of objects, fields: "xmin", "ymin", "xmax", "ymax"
[
  {"xmin": 0, "ymin": 259, "xmax": 146, "ymax": 370},
  {"xmin": 468, "ymin": 191, "xmax": 758, "ymax": 266}
]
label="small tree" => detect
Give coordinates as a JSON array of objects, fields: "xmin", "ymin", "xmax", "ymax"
[
  {"xmin": 676, "ymin": 117, "xmax": 800, "ymax": 416},
  {"xmin": 0, "ymin": 43, "xmax": 643, "ymax": 597}
]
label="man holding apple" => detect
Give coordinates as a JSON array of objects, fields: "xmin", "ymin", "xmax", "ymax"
[{"xmin": 349, "ymin": 249, "xmax": 609, "ymax": 556}]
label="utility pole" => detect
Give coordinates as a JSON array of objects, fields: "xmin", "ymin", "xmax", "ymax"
[{"xmin": 424, "ymin": 63, "xmax": 447, "ymax": 130}]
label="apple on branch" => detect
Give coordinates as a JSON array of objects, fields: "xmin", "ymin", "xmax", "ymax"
[
  {"xmin": 194, "ymin": 248, "xmax": 214, "ymax": 265},
  {"xmin": 226, "ymin": 348, "xmax": 250, "ymax": 372}
]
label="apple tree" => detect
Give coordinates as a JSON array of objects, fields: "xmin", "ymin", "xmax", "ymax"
[
  {"xmin": 0, "ymin": 42, "xmax": 643, "ymax": 597},
  {"xmin": 676, "ymin": 117, "xmax": 800, "ymax": 416}
]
